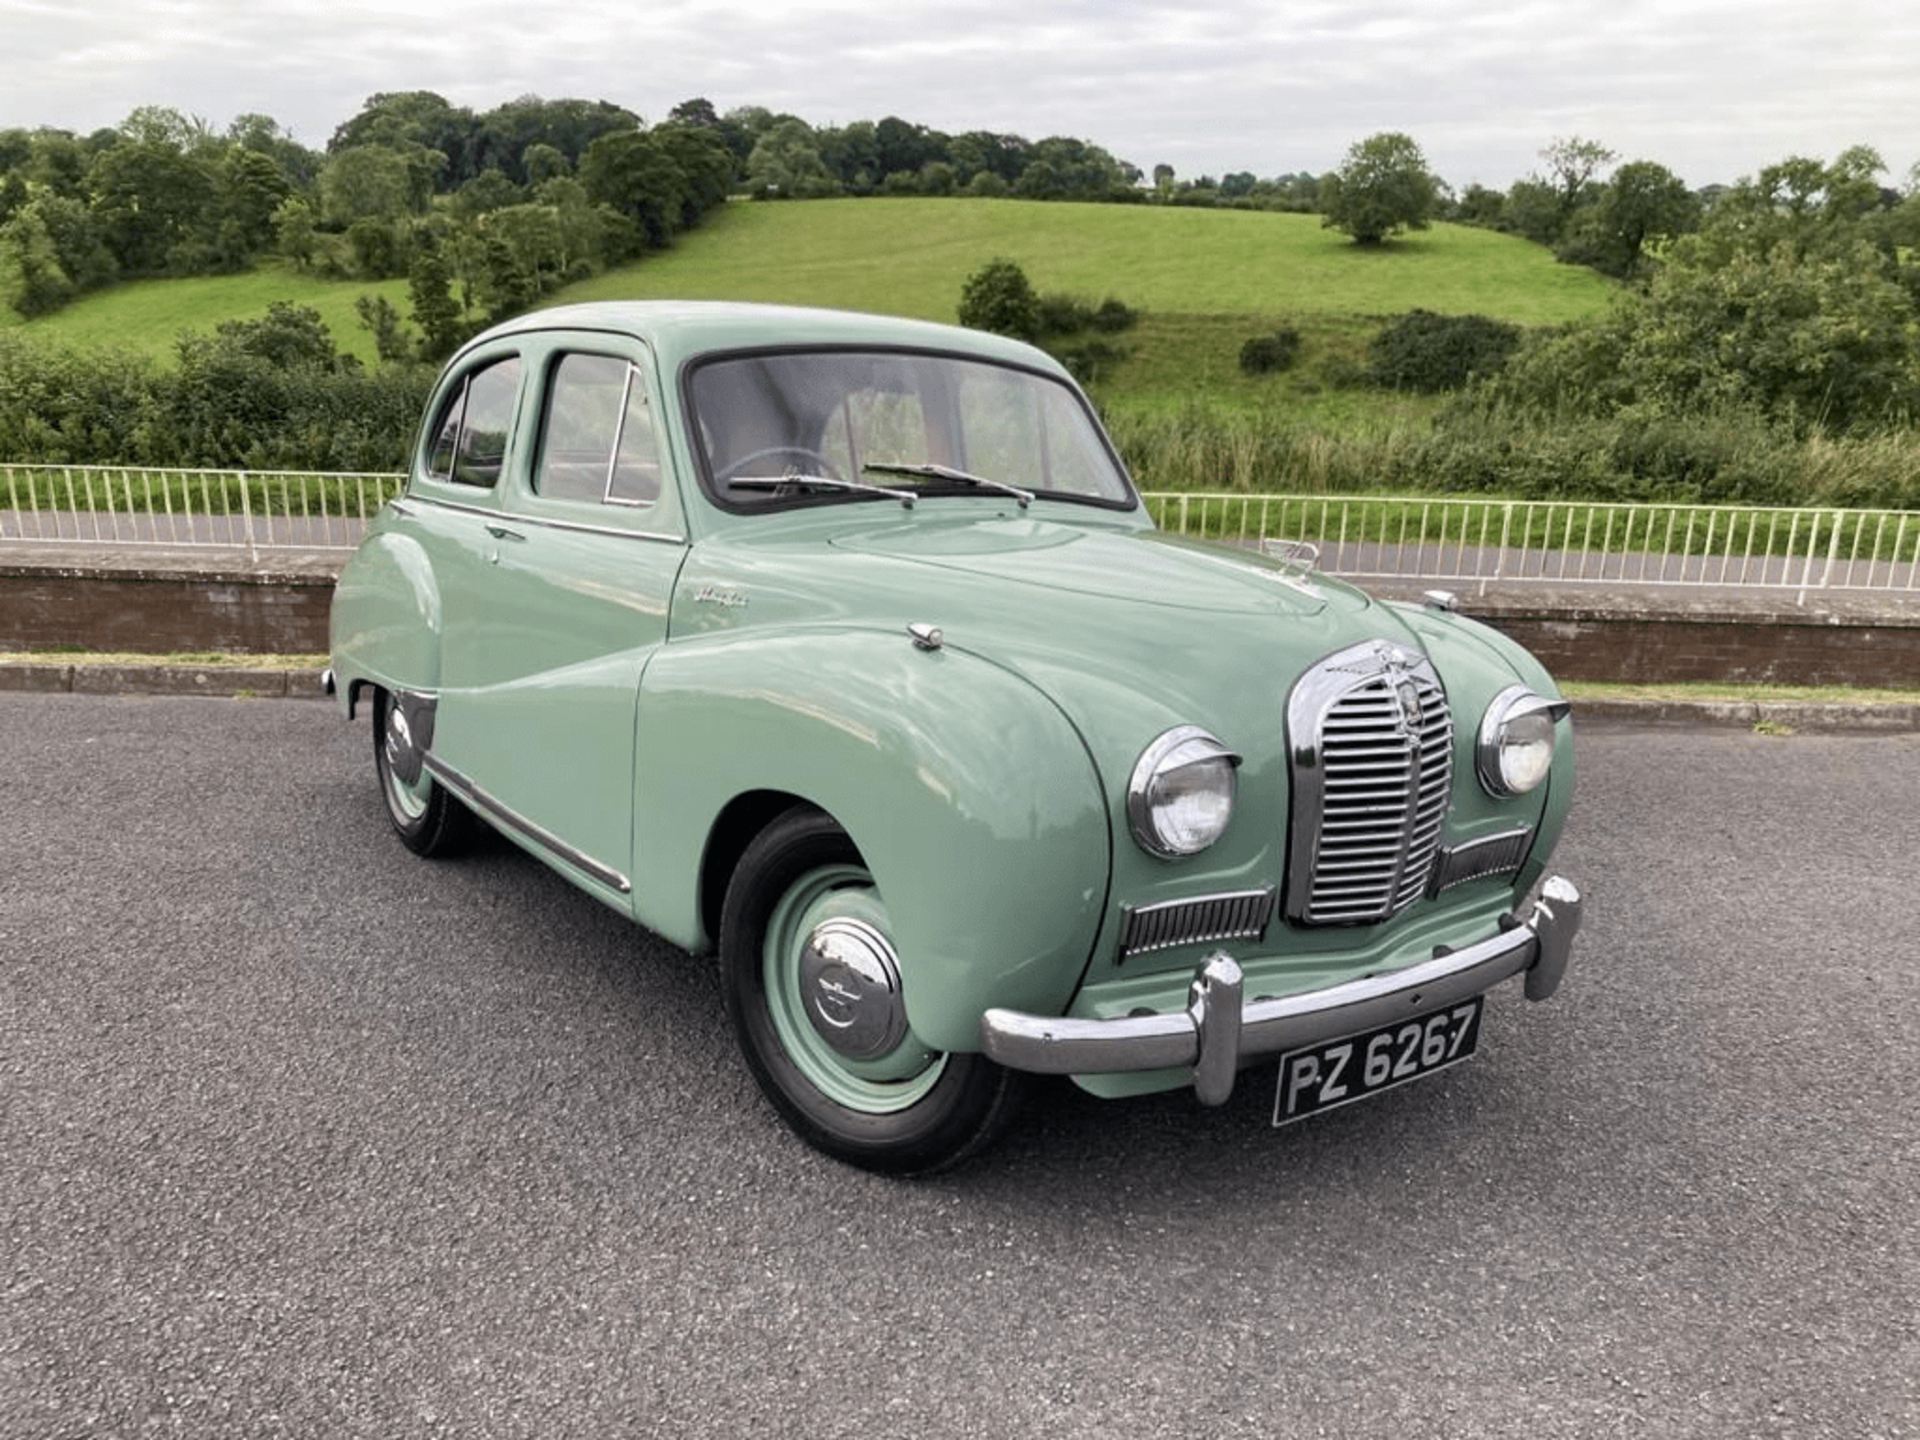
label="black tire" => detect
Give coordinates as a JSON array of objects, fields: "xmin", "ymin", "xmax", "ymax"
[
  {"xmin": 371, "ymin": 688, "xmax": 473, "ymax": 857},
  {"xmin": 719, "ymin": 806, "xmax": 1023, "ymax": 1175}
]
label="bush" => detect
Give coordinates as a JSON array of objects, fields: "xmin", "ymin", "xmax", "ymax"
[
  {"xmin": 1239, "ymin": 329, "xmax": 1303, "ymax": 375},
  {"xmin": 957, "ymin": 257, "xmax": 1039, "ymax": 342},
  {"xmin": 1034, "ymin": 291, "xmax": 1093, "ymax": 338},
  {"xmin": 1089, "ymin": 297, "xmax": 1139, "ymax": 333},
  {"xmin": 1368, "ymin": 310, "xmax": 1522, "ymax": 392},
  {"xmin": 0, "ymin": 324, "xmax": 432, "ymax": 471},
  {"xmin": 1049, "ymin": 338, "xmax": 1127, "ymax": 385}
]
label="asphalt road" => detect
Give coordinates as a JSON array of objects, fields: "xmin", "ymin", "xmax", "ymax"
[{"xmin": 3, "ymin": 694, "xmax": 1915, "ymax": 1439}]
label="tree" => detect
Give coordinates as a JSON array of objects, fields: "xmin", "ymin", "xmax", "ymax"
[
  {"xmin": 1451, "ymin": 183, "xmax": 1506, "ymax": 228},
  {"xmin": 1475, "ymin": 147, "xmax": 1920, "ymax": 436},
  {"xmin": 453, "ymin": 167, "xmax": 524, "ymax": 219},
  {"xmin": 581, "ymin": 129, "xmax": 690, "ymax": 244},
  {"xmin": 1499, "ymin": 177, "xmax": 1563, "ymax": 244},
  {"xmin": 85, "ymin": 137, "xmax": 218, "ymax": 274},
  {"xmin": 0, "ymin": 207, "xmax": 74, "ymax": 317},
  {"xmin": 1320, "ymin": 132, "xmax": 1440, "ymax": 245},
  {"xmin": 1015, "ymin": 137, "xmax": 1126, "ymax": 200},
  {"xmin": 319, "ymin": 144, "xmax": 415, "ymax": 226},
  {"xmin": 1621, "ymin": 237, "xmax": 1917, "ymax": 429},
  {"xmin": 272, "ymin": 197, "xmax": 318, "ymax": 269},
  {"xmin": 818, "ymin": 120, "xmax": 880, "ymax": 192},
  {"xmin": 356, "ymin": 294, "xmax": 413, "ymax": 364},
  {"xmin": 407, "ymin": 235, "xmax": 468, "ymax": 360},
  {"xmin": 226, "ymin": 113, "xmax": 323, "ymax": 189},
  {"xmin": 1556, "ymin": 160, "xmax": 1699, "ymax": 279},
  {"xmin": 957, "ymin": 257, "xmax": 1039, "ymax": 341},
  {"xmin": 220, "ymin": 147, "xmax": 292, "ymax": 258},
  {"xmin": 1540, "ymin": 136, "xmax": 1617, "ymax": 228},
  {"xmin": 744, "ymin": 118, "xmax": 838, "ymax": 199},
  {"xmin": 23, "ymin": 193, "xmax": 115, "ymax": 292}
]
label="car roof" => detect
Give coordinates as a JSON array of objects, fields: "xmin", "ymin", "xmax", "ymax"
[{"xmin": 469, "ymin": 300, "xmax": 1068, "ymax": 379}]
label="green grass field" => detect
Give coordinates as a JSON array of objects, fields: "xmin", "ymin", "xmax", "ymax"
[
  {"xmin": 551, "ymin": 198, "xmax": 1614, "ymax": 325},
  {"xmin": 581, "ymin": 200, "xmax": 1615, "ymax": 425},
  {"xmin": 7, "ymin": 198, "xmax": 1617, "ymax": 411},
  {"xmin": 1, "ymin": 267, "xmax": 414, "ymax": 367}
]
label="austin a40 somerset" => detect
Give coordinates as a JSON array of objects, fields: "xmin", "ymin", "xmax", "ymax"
[{"xmin": 328, "ymin": 302, "xmax": 1581, "ymax": 1173}]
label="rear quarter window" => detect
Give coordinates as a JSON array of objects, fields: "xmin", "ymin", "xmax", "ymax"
[{"xmin": 424, "ymin": 356, "xmax": 521, "ymax": 488}]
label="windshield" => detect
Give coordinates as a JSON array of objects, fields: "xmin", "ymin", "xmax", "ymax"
[{"xmin": 688, "ymin": 349, "xmax": 1136, "ymax": 509}]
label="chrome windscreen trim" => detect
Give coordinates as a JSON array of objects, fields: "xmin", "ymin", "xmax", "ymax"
[
  {"xmin": 421, "ymin": 753, "xmax": 632, "ymax": 896},
  {"xmin": 1119, "ymin": 888, "xmax": 1275, "ymax": 959}
]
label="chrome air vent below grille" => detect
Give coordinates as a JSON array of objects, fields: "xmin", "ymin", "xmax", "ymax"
[
  {"xmin": 1286, "ymin": 641, "xmax": 1454, "ymax": 926},
  {"xmin": 1119, "ymin": 888, "xmax": 1275, "ymax": 960}
]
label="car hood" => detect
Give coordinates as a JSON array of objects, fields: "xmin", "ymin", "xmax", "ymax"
[
  {"xmin": 682, "ymin": 511, "xmax": 1452, "ymax": 762},
  {"xmin": 830, "ymin": 516, "xmax": 1345, "ymax": 618}
]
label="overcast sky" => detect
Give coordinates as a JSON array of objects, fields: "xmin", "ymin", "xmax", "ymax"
[{"xmin": 2, "ymin": 0, "xmax": 1913, "ymax": 192}]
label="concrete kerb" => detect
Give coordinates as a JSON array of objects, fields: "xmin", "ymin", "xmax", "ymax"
[
  {"xmin": 0, "ymin": 660, "xmax": 330, "ymax": 700},
  {"xmin": 2, "ymin": 543, "xmax": 1918, "ymax": 732}
]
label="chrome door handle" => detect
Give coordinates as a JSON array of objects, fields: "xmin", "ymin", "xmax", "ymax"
[{"xmin": 484, "ymin": 523, "xmax": 525, "ymax": 541}]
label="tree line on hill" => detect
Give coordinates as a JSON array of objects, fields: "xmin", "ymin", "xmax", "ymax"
[
  {"xmin": 1, "ymin": 90, "xmax": 1915, "ymax": 505},
  {"xmin": 6, "ymin": 88, "xmax": 1916, "ymax": 341}
]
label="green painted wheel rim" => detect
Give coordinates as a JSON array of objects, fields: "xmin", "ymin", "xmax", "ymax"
[{"xmin": 761, "ymin": 861, "xmax": 947, "ymax": 1114}]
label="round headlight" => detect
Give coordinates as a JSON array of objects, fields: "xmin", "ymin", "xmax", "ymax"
[
  {"xmin": 1477, "ymin": 687, "xmax": 1569, "ymax": 797},
  {"xmin": 1128, "ymin": 726, "xmax": 1240, "ymax": 859}
]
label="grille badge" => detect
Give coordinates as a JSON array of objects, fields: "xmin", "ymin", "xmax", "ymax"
[{"xmin": 1395, "ymin": 677, "xmax": 1423, "ymax": 736}]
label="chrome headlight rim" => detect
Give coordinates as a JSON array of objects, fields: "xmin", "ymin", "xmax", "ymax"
[
  {"xmin": 1477, "ymin": 686, "xmax": 1569, "ymax": 798},
  {"xmin": 1127, "ymin": 725, "xmax": 1241, "ymax": 860}
]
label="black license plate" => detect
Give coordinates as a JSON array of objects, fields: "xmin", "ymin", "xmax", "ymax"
[{"xmin": 1273, "ymin": 998, "xmax": 1483, "ymax": 1126}]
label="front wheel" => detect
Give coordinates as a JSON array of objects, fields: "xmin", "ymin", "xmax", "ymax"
[
  {"xmin": 719, "ymin": 807, "xmax": 1022, "ymax": 1174},
  {"xmin": 371, "ymin": 687, "xmax": 473, "ymax": 857}
]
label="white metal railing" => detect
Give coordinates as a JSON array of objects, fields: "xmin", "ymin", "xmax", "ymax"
[
  {"xmin": 0, "ymin": 464, "xmax": 405, "ymax": 561},
  {"xmin": 1145, "ymin": 492, "xmax": 1920, "ymax": 605},
  {"xmin": 5, "ymin": 466, "xmax": 1919, "ymax": 603}
]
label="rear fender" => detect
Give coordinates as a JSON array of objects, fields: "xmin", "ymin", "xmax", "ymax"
[{"xmin": 328, "ymin": 530, "xmax": 443, "ymax": 716}]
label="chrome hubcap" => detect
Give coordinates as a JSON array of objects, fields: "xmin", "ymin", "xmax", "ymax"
[{"xmin": 799, "ymin": 916, "xmax": 908, "ymax": 1060}]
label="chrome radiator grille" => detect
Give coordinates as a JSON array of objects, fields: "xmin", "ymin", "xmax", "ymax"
[{"xmin": 1286, "ymin": 642, "xmax": 1454, "ymax": 926}]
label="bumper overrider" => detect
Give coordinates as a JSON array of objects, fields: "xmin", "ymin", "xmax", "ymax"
[{"xmin": 979, "ymin": 876, "xmax": 1581, "ymax": 1107}]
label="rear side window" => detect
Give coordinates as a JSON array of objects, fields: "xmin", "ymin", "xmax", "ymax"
[
  {"xmin": 425, "ymin": 356, "xmax": 521, "ymax": 488},
  {"xmin": 533, "ymin": 353, "xmax": 661, "ymax": 507}
]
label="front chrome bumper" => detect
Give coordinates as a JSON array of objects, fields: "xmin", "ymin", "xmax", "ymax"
[{"xmin": 979, "ymin": 876, "xmax": 1581, "ymax": 1107}]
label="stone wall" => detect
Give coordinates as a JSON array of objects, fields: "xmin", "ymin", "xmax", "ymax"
[{"xmin": 7, "ymin": 556, "xmax": 1920, "ymax": 688}]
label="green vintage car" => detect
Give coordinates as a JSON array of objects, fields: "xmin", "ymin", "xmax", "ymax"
[{"xmin": 327, "ymin": 301, "xmax": 1581, "ymax": 1174}]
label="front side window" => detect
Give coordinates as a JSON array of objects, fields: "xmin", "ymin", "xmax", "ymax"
[
  {"xmin": 688, "ymin": 349, "xmax": 1135, "ymax": 509},
  {"xmin": 534, "ymin": 353, "xmax": 662, "ymax": 507},
  {"xmin": 425, "ymin": 356, "xmax": 521, "ymax": 488}
]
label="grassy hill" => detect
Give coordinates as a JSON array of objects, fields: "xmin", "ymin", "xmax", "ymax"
[
  {"xmin": 2, "ymin": 268, "xmax": 414, "ymax": 368},
  {"xmin": 555, "ymin": 200, "xmax": 1619, "ymax": 426},
  {"xmin": 7, "ymin": 197, "xmax": 1618, "ymax": 427},
  {"xmin": 551, "ymin": 198, "xmax": 1613, "ymax": 325}
]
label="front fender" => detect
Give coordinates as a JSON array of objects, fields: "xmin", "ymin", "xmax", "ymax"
[
  {"xmin": 328, "ymin": 527, "xmax": 444, "ymax": 714},
  {"xmin": 634, "ymin": 627, "xmax": 1111, "ymax": 1053}
]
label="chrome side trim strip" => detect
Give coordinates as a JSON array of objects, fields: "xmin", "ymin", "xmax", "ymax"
[
  {"xmin": 404, "ymin": 494, "xmax": 686, "ymax": 545},
  {"xmin": 421, "ymin": 753, "xmax": 632, "ymax": 895}
]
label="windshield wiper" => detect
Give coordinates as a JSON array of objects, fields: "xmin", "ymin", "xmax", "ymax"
[
  {"xmin": 862, "ymin": 461, "xmax": 1033, "ymax": 509},
  {"xmin": 729, "ymin": 472, "xmax": 917, "ymax": 507}
]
